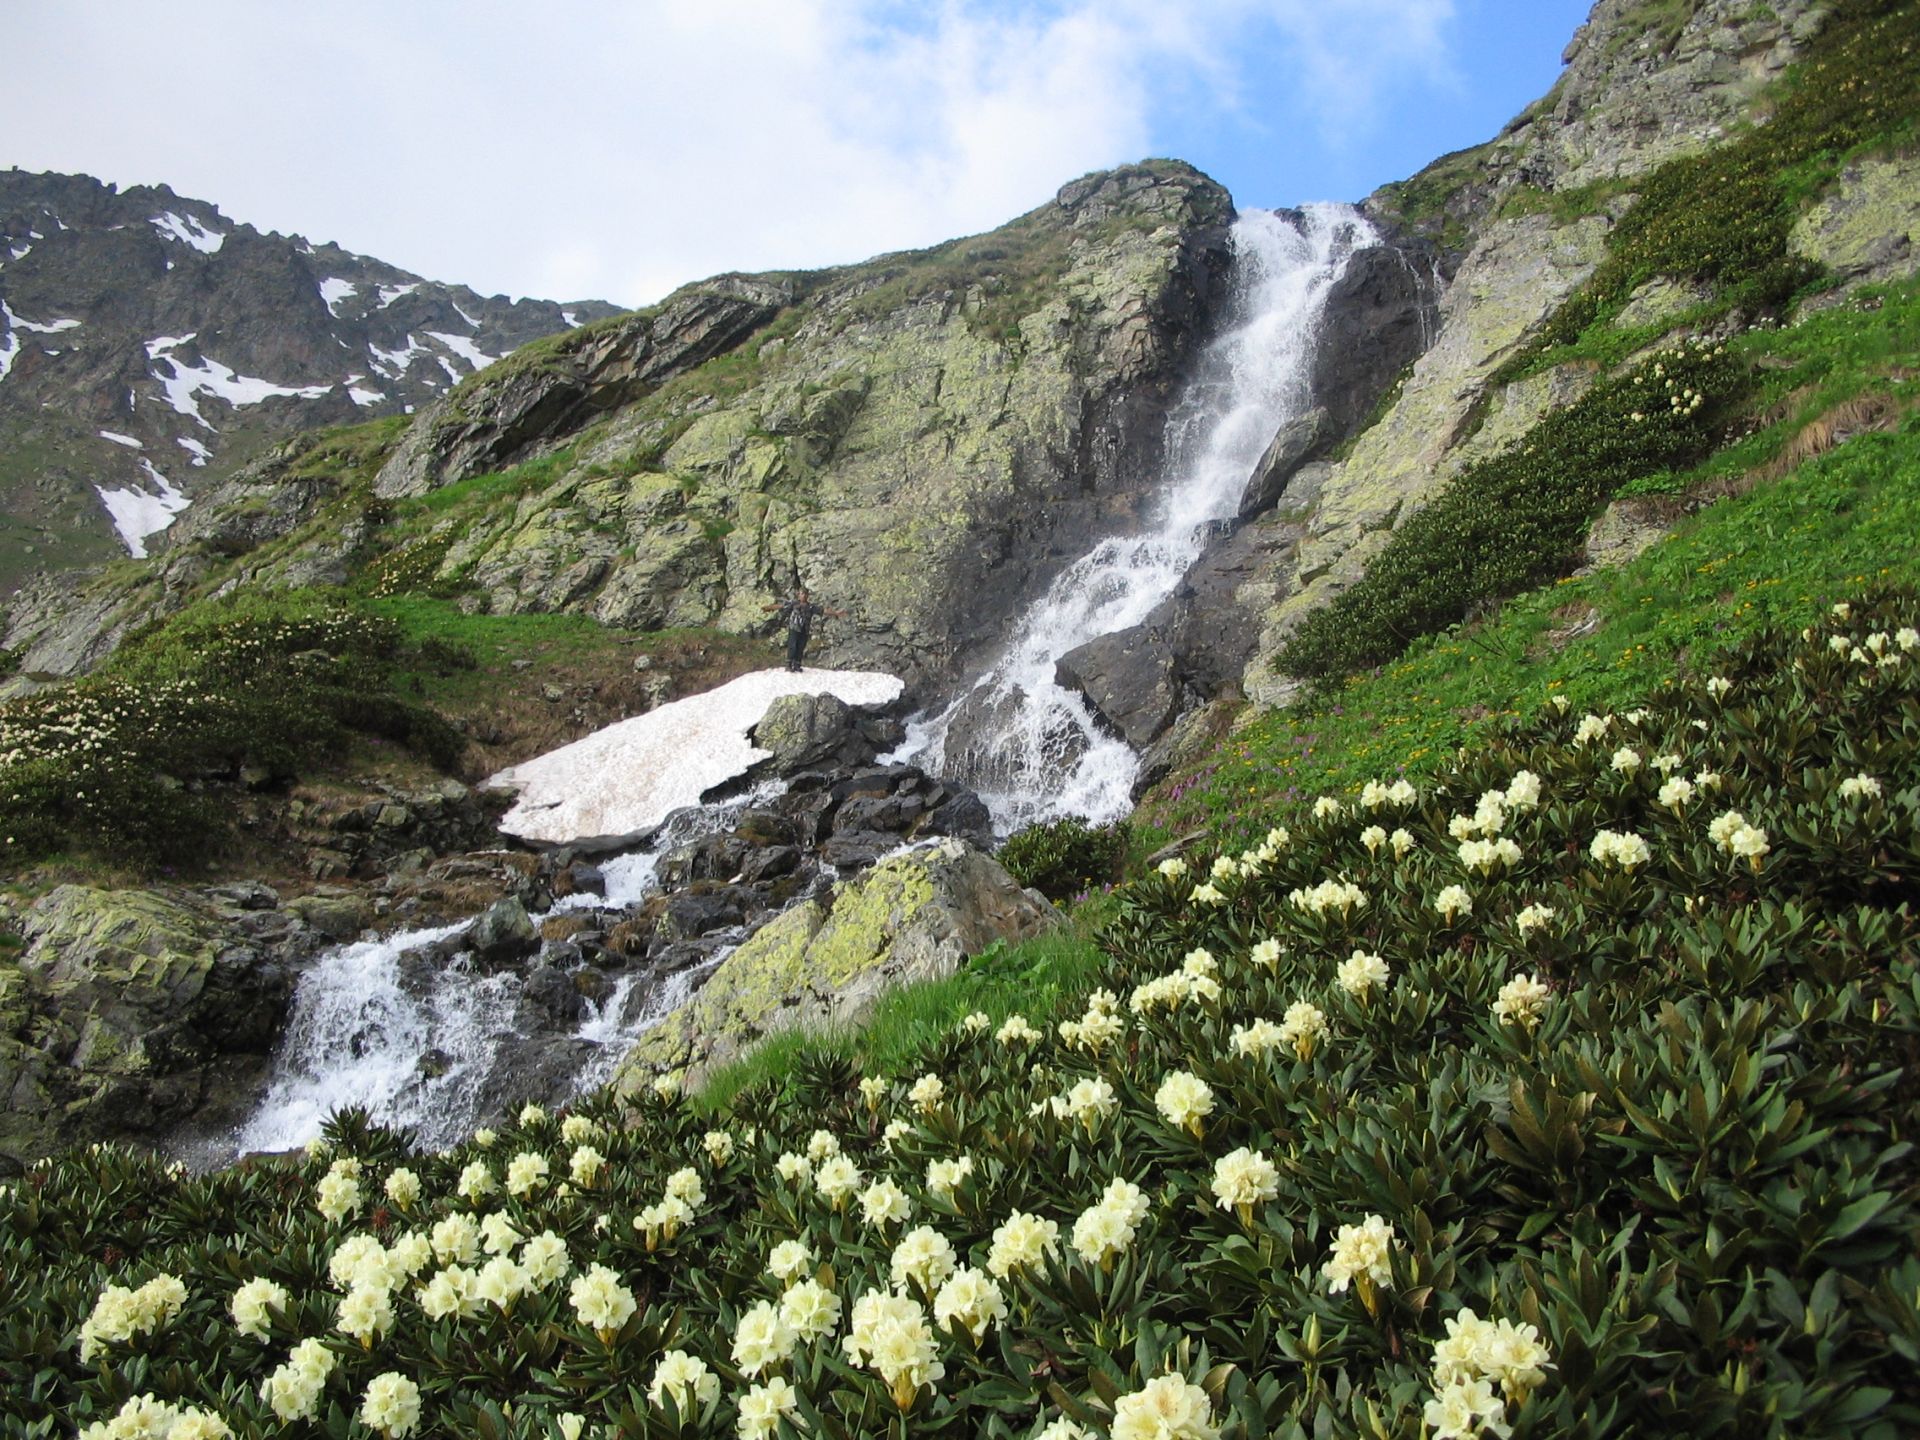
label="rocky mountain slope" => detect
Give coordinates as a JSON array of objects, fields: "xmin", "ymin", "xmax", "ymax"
[{"xmin": 0, "ymin": 170, "xmax": 620, "ymax": 592}]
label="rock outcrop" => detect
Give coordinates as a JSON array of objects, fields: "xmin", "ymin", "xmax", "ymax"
[
  {"xmin": 0, "ymin": 884, "xmax": 316, "ymax": 1172},
  {"xmin": 616, "ymin": 838, "xmax": 1057, "ymax": 1086}
]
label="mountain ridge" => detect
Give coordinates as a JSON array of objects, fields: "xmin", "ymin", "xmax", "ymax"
[{"xmin": 0, "ymin": 167, "xmax": 622, "ymax": 593}]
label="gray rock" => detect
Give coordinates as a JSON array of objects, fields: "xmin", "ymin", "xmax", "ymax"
[
  {"xmin": 1239, "ymin": 408, "xmax": 1335, "ymax": 519},
  {"xmin": 751, "ymin": 692, "xmax": 881, "ymax": 774},
  {"xmin": 618, "ymin": 838, "xmax": 1060, "ymax": 1086},
  {"xmin": 469, "ymin": 896, "xmax": 537, "ymax": 965},
  {"xmin": 1055, "ymin": 628, "xmax": 1183, "ymax": 748}
]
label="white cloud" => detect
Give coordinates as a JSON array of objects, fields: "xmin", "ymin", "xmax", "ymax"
[{"xmin": 1, "ymin": 0, "xmax": 1462, "ymax": 306}]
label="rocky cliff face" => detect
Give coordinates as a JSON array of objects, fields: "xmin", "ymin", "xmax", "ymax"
[
  {"xmin": 1230, "ymin": 0, "xmax": 1850, "ymax": 702},
  {"xmin": 4, "ymin": 162, "xmax": 1243, "ymax": 696},
  {"xmin": 0, "ymin": 170, "xmax": 619, "ymax": 594}
]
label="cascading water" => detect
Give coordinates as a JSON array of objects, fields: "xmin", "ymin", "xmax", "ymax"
[
  {"xmin": 231, "ymin": 791, "xmax": 780, "ymax": 1156},
  {"xmin": 905, "ymin": 203, "xmax": 1378, "ymax": 830}
]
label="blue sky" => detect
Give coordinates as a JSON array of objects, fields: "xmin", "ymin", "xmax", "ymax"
[{"xmin": 5, "ymin": 1, "xmax": 1595, "ymax": 307}]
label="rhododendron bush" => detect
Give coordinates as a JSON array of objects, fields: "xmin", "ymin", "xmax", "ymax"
[{"xmin": 3, "ymin": 597, "xmax": 1916, "ymax": 1437}]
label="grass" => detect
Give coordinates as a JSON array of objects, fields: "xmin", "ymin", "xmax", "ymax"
[{"xmin": 1144, "ymin": 403, "xmax": 1920, "ymax": 854}]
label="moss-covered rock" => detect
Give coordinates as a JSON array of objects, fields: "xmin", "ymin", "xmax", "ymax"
[
  {"xmin": 0, "ymin": 885, "xmax": 295, "ymax": 1172},
  {"xmin": 616, "ymin": 839, "xmax": 1057, "ymax": 1088},
  {"xmin": 1790, "ymin": 150, "xmax": 1920, "ymax": 293}
]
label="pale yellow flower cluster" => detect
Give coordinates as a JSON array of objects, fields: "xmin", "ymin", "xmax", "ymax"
[
  {"xmin": 996, "ymin": 1013, "xmax": 1042, "ymax": 1044},
  {"xmin": 891, "ymin": 1225, "xmax": 958, "ymax": 1293},
  {"xmin": 1336, "ymin": 948, "xmax": 1389, "ymax": 998},
  {"xmin": 1360, "ymin": 777, "xmax": 1418, "ymax": 809},
  {"xmin": 859, "ymin": 1177, "xmax": 914, "ymax": 1229},
  {"xmin": 1707, "ymin": 809, "xmax": 1770, "ymax": 867},
  {"xmin": 1434, "ymin": 884, "xmax": 1473, "ymax": 921},
  {"xmin": 1457, "ymin": 836, "xmax": 1521, "ymax": 876},
  {"xmin": 732, "ymin": 1299, "xmax": 797, "ymax": 1376},
  {"xmin": 1493, "ymin": 974, "xmax": 1552, "ymax": 1031},
  {"xmin": 1154, "ymin": 1071, "xmax": 1215, "ymax": 1135},
  {"xmin": 932, "ymin": 1264, "xmax": 1007, "ymax": 1342},
  {"xmin": 383, "ymin": 1166, "xmax": 421, "ymax": 1208},
  {"xmin": 360, "ymin": 1371, "xmax": 422, "ymax": 1438},
  {"xmin": 79, "ymin": 1272, "xmax": 188, "ymax": 1362},
  {"xmin": 1110, "ymin": 1374, "xmax": 1220, "ymax": 1440},
  {"xmin": 230, "ymin": 1276, "xmax": 289, "ymax": 1340},
  {"xmin": 736, "ymin": 1375, "xmax": 801, "ymax": 1439},
  {"xmin": 260, "ymin": 1337, "xmax": 335, "ymax": 1420},
  {"xmin": 844, "ymin": 1290, "xmax": 946, "ymax": 1409},
  {"xmin": 569, "ymin": 1262, "xmax": 637, "ymax": 1339},
  {"xmin": 1057, "ymin": 989, "xmax": 1125, "ymax": 1052},
  {"xmin": 1838, "ymin": 773, "xmax": 1881, "ymax": 800},
  {"xmin": 767, "ymin": 1238, "xmax": 815, "ymax": 1283},
  {"xmin": 1277, "ymin": 1001, "xmax": 1329, "ymax": 1061},
  {"xmin": 651, "ymin": 1348, "xmax": 722, "ymax": 1410},
  {"xmin": 1322, "ymin": 1214, "xmax": 1396, "ymax": 1297},
  {"xmin": 315, "ymin": 1157, "xmax": 363, "ymax": 1223},
  {"xmin": 1288, "ymin": 877, "xmax": 1367, "ymax": 918},
  {"xmin": 1071, "ymin": 1177, "xmax": 1150, "ymax": 1265},
  {"xmin": 907, "ymin": 1073, "xmax": 945, "ymax": 1112},
  {"xmin": 987, "ymin": 1210, "xmax": 1060, "ymax": 1278},
  {"xmin": 79, "ymin": 1393, "xmax": 233, "ymax": 1440},
  {"xmin": 1210, "ymin": 1147, "xmax": 1279, "ymax": 1217},
  {"xmin": 1513, "ymin": 903, "xmax": 1556, "ymax": 938},
  {"xmin": 926, "ymin": 1154, "xmax": 973, "ymax": 1198},
  {"xmin": 1425, "ymin": 1307, "xmax": 1554, "ymax": 1438},
  {"xmin": 1588, "ymin": 829, "xmax": 1652, "ymax": 870}
]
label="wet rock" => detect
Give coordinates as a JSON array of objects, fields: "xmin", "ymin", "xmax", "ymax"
[
  {"xmin": 470, "ymin": 897, "xmax": 538, "ymax": 966},
  {"xmin": 1239, "ymin": 407, "xmax": 1335, "ymax": 519},
  {"xmin": 287, "ymin": 891, "xmax": 374, "ymax": 942},
  {"xmin": 0, "ymin": 885, "xmax": 297, "ymax": 1173},
  {"xmin": 1054, "ymin": 629, "xmax": 1184, "ymax": 749},
  {"xmin": 523, "ymin": 963, "xmax": 587, "ymax": 1026},
  {"xmin": 751, "ymin": 692, "xmax": 885, "ymax": 774}
]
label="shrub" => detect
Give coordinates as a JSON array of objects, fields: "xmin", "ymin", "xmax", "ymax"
[
  {"xmin": 998, "ymin": 816, "xmax": 1130, "ymax": 900},
  {"xmin": 1279, "ymin": 338, "xmax": 1743, "ymax": 679}
]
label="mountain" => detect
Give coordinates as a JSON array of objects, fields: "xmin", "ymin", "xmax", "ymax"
[{"xmin": 0, "ymin": 169, "xmax": 622, "ymax": 592}]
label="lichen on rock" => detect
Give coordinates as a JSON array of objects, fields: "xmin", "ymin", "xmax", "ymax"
[{"xmin": 617, "ymin": 838, "xmax": 1057, "ymax": 1089}]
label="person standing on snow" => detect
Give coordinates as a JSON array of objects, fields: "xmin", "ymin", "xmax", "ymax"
[{"xmin": 766, "ymin": 585, "xmax": 846, "ymax": 671}]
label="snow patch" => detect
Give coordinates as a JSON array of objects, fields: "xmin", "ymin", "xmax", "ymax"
[
  {"xmin": 150, "ymin": 211, "xmax": 225, "ymax": 253},
  {"xmin": 344, "ymin": 374, "xmax": 385, "ymax": 406},
  {"xmin": 425, "ymin": 330, "xmax": 498, "ymax": 374},
  {"xmin": 176, "ymin": 435, "xmax": 212, "ymax": 466},
  {"xmin": 0, "ymin": 329, "xmax": 20, "ymax": 384},
  {"xmin": 145, "ymin": 335, "xmax": 331, "ymax": 426},
  {"xmin": 562, "ymin": 309, "xmax": 581, "ymax": 327},
  {"xmin": 98, "ymin": 429, "xmax": 143, "ymax": 448},
  {"xmin": 369, "ymin": 335, "xmax": 426, "ymax": 378},
  {"xmin": 7, "ymin": 310, "xmax": 80, "ymax": 335},
  {"xmin": 318, "ymin": 278, "xmax": 357, "ymax": 315},
  {"xmin": 95, "ymin": 459, "xmax": 190, "ymax": 557},
  {"xmin": 7, "ymin": 243, "xmax": 29, "ymax": 262},
  {"xmin": 376, "ymin": 283, "xmax": 418, "ymax": 308},
  {"xmin": 489, "ymin": 668, "xmax": 906, "ymax": 845},
  {"xmin": 452, "ymin": 300, "xmax": 480, "ymax": 329}
]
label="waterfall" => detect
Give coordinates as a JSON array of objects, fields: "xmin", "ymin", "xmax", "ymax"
[
  {"xmin": 231, "ymin": 789, "xmax": 781, "ymax": 1156},
  {"xmin": 904, "ymin": 203, "xmax": 1378, "ymax": 831}
]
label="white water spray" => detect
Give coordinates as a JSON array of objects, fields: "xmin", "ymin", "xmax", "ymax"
[
  {"xmin": 232, "ymin": 790, "xmax": 781, "ymax": 1156},
  {"xmin": 906, "ymin": 204, "xmax": 1377, "ymax": 829}
]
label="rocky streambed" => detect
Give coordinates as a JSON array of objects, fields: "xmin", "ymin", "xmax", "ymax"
[{"xmin": 0, "ymin": 680, "xmax": 1053, "ymax": 1170}]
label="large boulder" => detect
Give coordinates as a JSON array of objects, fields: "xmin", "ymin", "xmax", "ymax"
[
  {"xmin": 751, "ymin": 692, "xmax": 901, "ymax": 775},
  {"xmin": 1054, "ymin": 629, "xmax": 1184, "ymax": 749},
  {"xmin": 616, "ymin": 839, "xmax": 1058, "ymax": 1086},
  {"xmin": 1238, "ymin": 407, "xmax": 1335, "ymax": 519},
  {"xmin": 0, "ymin": 885, "xmax": 299, "ymax": 1172}
]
